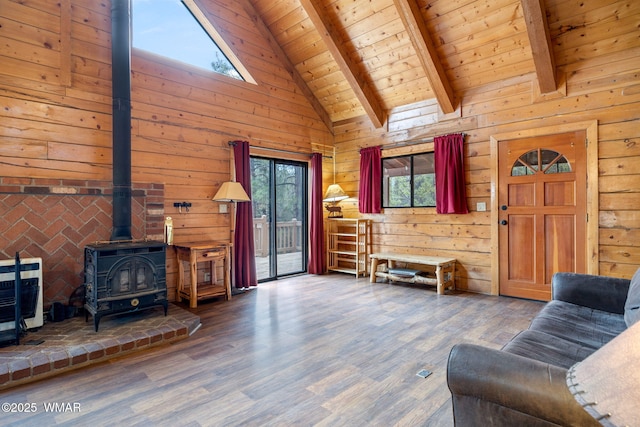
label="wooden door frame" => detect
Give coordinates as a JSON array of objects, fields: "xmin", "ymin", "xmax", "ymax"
[{"xmin": 489, "ymin": 120, "xmax": 599, "ymax": 295}]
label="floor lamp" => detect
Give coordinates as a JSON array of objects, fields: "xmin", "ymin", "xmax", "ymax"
[{"xmin": 212, "ymin": 181, "xmax": 251, "ymax": 293}]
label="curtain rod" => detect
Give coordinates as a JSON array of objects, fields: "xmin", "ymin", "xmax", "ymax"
[
  {"xmin": 359, "ymin": 133, "xmax": 467, "ymax": 153},
  {"xmin": 228, "ymin": 141, "xmax": 332, "ymax": 159}
]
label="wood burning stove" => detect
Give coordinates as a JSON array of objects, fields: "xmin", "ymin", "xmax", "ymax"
[
  {"xmin": 84, "ymin": 241, "xmax": 167, "ymax": 331},
  {"xmin": 82, "ymin": 0, "xmax": 167, "ymax": 332}
]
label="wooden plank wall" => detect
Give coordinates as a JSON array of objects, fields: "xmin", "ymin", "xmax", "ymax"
[
  {"xmin": 335, "ymin": 55, "xmax": 640, "ymax": 293},
  {"xmin": 1, "ymin": 0, "xmax": 639, "ymax": 300},
  {"xmin": 0, "ymin": 0, "xmax": 332, "ymax": 300}
]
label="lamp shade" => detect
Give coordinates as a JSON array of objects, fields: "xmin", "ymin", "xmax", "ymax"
[
  {"xmin": 323, "ymin": 184, "xmax": 349, "ymax": 202},
  {"xmin": 212, "ymin": 181, "xmax": 251, "ymax": 202},
  {"xmin": 566, "ymin": 321, "xmax": 640, "ymax": 426}
]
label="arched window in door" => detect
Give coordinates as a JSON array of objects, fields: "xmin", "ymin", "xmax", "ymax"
[{"xmin": 511, "ymin": 148, "xmax": 571, "ymax": 176}]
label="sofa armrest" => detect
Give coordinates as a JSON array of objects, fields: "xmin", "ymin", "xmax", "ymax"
[
  {"xmin": 552, "ymin": 272, "xmax": 630, "ymax": 314},
  {"xmin": 447, "ymin": 343, "xmax": 598, "ymax": 427}
]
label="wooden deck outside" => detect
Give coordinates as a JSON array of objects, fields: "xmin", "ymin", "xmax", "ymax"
[{"xmin": 255, "ymin": 251, "xmax": 305, "ymax": 280}]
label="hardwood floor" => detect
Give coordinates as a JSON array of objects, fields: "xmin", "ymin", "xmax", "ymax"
[{"xmin": 0, "ymin": 274, "xmax": 543, "ymax": 426}]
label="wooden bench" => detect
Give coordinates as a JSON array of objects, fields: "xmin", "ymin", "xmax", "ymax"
[{"xmin": 369, "ymin": 253, "xmax": 456, "ymax": 295}]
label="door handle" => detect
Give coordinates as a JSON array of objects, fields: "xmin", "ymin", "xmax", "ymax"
[
  {"xmin": 501, "ymin": 205, "xmax": 508, "ymax": 211},
  {"xmin": 501, "ymin": 220, "xmax": 508, "ymax": 225}
]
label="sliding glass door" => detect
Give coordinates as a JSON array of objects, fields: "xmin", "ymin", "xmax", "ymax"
[{"xmin": 251, "ymin": 157, "xmax": 308, "ymax": 281}]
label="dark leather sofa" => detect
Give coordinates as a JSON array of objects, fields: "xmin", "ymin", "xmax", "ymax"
[{"xmin": 447, "ymin": 270, "xmax": 640, "ymax": 426}]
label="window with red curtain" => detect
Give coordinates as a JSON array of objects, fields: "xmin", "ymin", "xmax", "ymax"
[
  {"xmin": 308, "ymin": 153, "xmax": 325, "ymax": 274},
  {"xmin": 434, "ymin": 133, "xmax": 469, "ymax": 214},
  {"xmin": 359, "ymin": 146, "xmax": 382, "ymax": 214}
]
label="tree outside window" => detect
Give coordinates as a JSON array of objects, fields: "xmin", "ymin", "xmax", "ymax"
[{"xmin": 382, "ymin": 153, "xmax": 435, "ymax": 208}]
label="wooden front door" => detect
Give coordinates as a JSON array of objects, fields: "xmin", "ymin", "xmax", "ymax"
[{"xmin": 498, "ymin": 131, "xmax": 587, "ymax": 301}]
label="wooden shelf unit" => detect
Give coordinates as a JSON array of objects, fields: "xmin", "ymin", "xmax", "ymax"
[{"xmin": 326, "ymin": 218, "xmax": 371, "ymax": 277}]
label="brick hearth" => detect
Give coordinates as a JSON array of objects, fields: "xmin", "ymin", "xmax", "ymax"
[{"xmin": 0, "ymin": 304, "xmax": 200, "ymax": 390}]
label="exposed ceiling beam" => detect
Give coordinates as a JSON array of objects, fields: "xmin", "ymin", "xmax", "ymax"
[
  {"xmin": 238, "ymin": 0, "xmax": 334, "ymax": 133},
  {"xmin": 521, "ymin": 0, "xmax": 557, "ymax": 93},
  {"xmin": 299, "ymin": 0, "xmax": 386, "ymax": 128},
  {"xmin": 393, "ymin": 0, "xmax": 456, "ymax": 114}
]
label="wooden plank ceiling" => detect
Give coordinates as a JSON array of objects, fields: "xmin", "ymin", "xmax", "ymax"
[{"xmin": 206, "ymin": 0, "xmax": 566, "ymax": 129}]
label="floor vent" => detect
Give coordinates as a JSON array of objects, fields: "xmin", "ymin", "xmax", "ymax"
[{"xmin": 416, "ymin": 369, "xmax": 432, "ymax": 379}]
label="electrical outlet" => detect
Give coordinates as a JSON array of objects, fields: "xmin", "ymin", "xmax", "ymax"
[
  {"xmin": 203, "ymin": 272, "xmax": 211, "ymax": 282},
  {"xmin": 219, "ymin": 204, "xmax": 228, "ymax": 213}
]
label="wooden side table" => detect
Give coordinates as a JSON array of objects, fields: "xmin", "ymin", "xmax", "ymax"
[{"xmin": 174, "ymin": 241, "xmax": 231, "ymax": 308}]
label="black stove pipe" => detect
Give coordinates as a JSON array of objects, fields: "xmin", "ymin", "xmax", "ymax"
[{"xmin": 110, "ymin": 0, "xmax": 132, "ymax": 241}]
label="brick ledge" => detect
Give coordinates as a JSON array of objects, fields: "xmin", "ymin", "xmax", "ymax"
[{"xmin": 0, "ymin": 304, "xmax": 200, "ymax": 390}]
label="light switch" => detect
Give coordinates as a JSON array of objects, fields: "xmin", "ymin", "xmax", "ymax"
[{"xmin": 477, "ymin": 202, "xmax": 487, "ymax": 212}]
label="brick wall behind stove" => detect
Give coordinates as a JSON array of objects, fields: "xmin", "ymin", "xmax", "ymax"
[{"xmin": 0, "ymin": 178, "xmax": 165, "ymax": 308}]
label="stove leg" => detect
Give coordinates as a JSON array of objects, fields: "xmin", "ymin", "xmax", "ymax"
[
  {"xmin": 94, "ymin": 314, "xmax": 100, "ymax": 332},
  {"xmin": 162, "ymin": 301, "xmax": 168, "ymax": 316}
]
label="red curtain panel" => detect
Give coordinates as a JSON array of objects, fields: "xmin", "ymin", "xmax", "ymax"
[
  {"xmin": 359, "ymin": 146, "xmax": 382, "ymax": 214},
  {"xmin": 434, "ymin": 133, "xmax": 469, "ymax": 214},
  {"xmin": 233, "ymin": 141, "xmax": 258, "ymax": 288},
  {"xmin": 308, "ymin": 153, "xmax": 326, "ymax": 274}
]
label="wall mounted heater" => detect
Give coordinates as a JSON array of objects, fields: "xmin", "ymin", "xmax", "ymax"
[{"xmin": 0, "ymin": 257, "xmax": 44, "ymax": 332}]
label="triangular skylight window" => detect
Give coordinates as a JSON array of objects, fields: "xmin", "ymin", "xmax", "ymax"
[{"xmin": 132, "ymin": 0, "xmax": 254, "ymax": 83}]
